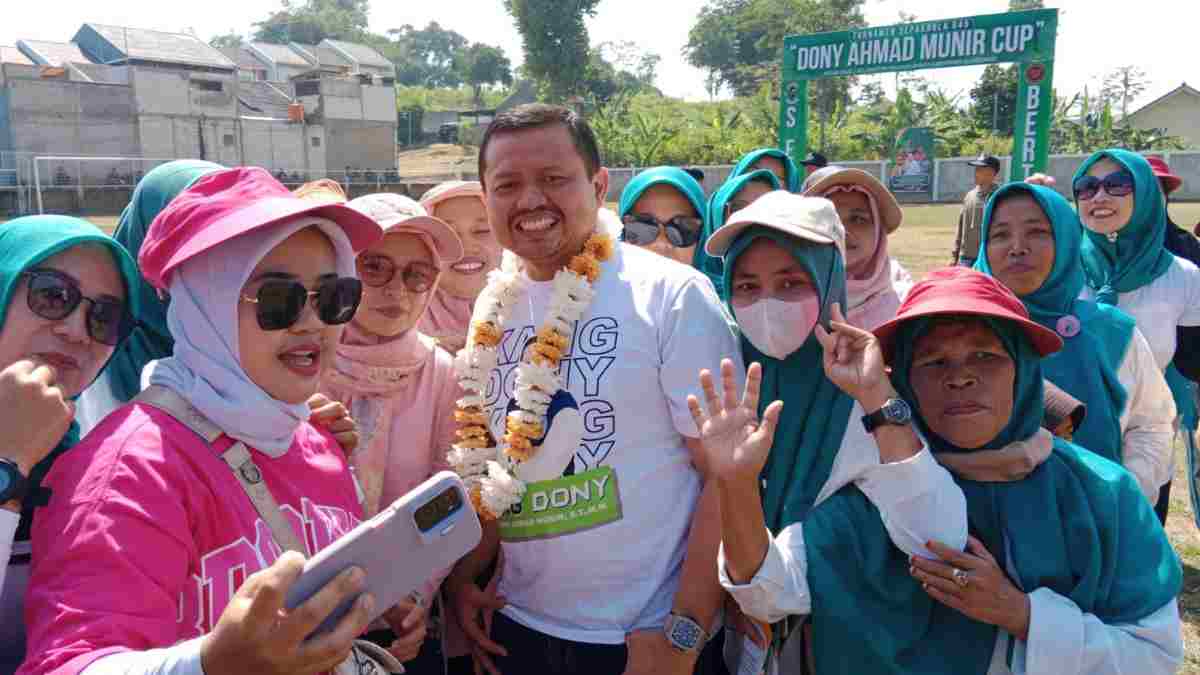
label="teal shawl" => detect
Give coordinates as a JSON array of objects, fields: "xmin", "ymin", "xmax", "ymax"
[
  {"xmin": 0, "ymin": 215, "xmax": 141, "ymax": 542},
  {"xmin": 722, "ymin": 227, "xmax": 853, "ymax": 532},
  {"xmin": 1076, "ymin": 149, "xmax": 1175, "ymax": 304},
  {"xmin": 617, "ymin": 166, "xmax": 709, "ymax": 269},
  {"xmin": 88, "ymin": 160, "xmax": 222, "ymax": 407},
  {"xmin": 730, "ymin": 148, "xmax": 801, "ymax": 193},
  {"xmin": 976, "ymin": 183, "xmax": 1134, "ymax": 464},
  {"xmin": 802, "ymin": 316, "xmax": 1181, "ymax": 674},
  {"xmin": 698, "ymin": 170, "xmax": 782, "ymax": 292}
]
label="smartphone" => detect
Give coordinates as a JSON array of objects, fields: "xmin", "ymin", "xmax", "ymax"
[{"xmin": 284, "ymin": 471, "xmax": 482, "ymax": 636}]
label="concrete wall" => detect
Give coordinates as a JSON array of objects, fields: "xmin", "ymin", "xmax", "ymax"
[
  {"xmin": 131, "ymin": 67, "xmax": 238, "ymax": 119},
  {"xmin": 1126, "ymin": 92, "xmax": 1200, "ymax": 150},
  {"xmin": 5, "ymin": 78, "xmax": 138, "ymax": 168},
  {"xmin": 240, "ymin": 117, "xmax": 313, "ymax": 170},
  {"xmin": 324, "ymin": 119, "xmax": 394, "ymax": 171}
]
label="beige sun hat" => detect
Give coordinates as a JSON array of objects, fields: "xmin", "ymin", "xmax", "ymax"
[
  {"xmin": 347, "ymin": 193, "xmax": 464, "ymax": 265},
  {"xmin": 801, "ymin": 165, "xmax": 903, "ymax": 233},
  {"xmin": 705, "ymin": 190, "xmax": 845, "ymax": 259}
]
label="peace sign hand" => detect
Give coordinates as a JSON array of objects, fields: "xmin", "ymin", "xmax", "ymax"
[
  {"xmin": 687, "ymin": 360, "xmax": 784, "ymax": 486},
  {"xmin": 813, "ymin": 303, "xmax": 893, "ymax": 409}
]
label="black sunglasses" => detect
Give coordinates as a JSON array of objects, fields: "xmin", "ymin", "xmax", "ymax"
[
  {"xmin": 22, "ymin": 269, "xmax": 133, "ymax": 346},
  {"xmin": 241, "ymin": 277, "xmax": 363, "ymax": 331},
  {"xmin": 356, "ymin": 254, "xmax": 438, "ymax": 292},
  {"xmin": 620, "ymin": 213, "xmax": 703, "ymax": 248},
  {"xmin": 1072, "ymin": 170, "xmax": 1135, "ymax": 202}
]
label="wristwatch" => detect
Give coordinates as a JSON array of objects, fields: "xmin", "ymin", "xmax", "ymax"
[
  {"xmin": 0, "ymin": 459, "xmax": 29, "ymax": 504},
  {"xmin": 664, "ymin": 612, "xmax": 708, "ymax": 653},
  {"xmin": 862, "ymin": 398, "xmax": 912, "ymax": 434}
]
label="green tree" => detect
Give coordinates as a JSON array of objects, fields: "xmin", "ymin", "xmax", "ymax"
[
  {"xmin": 1100, "ymin": 65, "xmax": 1150, "ymax": 118},
  {"xmin": 504, "ymin": 0, "xmax": 602, "ymax": 102},
  {"xmin": 969, "ymin": 64, "xmax": 1019, "ymax": 136},
  {"xmin": 457, "ymin": 44, "xmax": 513, "ymax": 107},
  {"xmin": 253, "ymin": 0, "xmax": 370, "ymax": 44},
  {"xmin": 384, "ymin": 22, "xmax": 469, "ymax": 87},
  {"xmin": 209, "ymin": 31, "xmax": 245, "ymax": 49}
]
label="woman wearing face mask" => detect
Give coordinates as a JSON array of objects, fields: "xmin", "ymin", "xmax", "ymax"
[
  {"xmin": 418, "ymin": 182, "xmax": 502, "ymax": 354},
  {"xmin": 976, "ymin": 183, "xmax": 1175, "ymax": 511},
  {"xmin": 695, "ymin": 170, "xmax": 782, "ymax": 292},
  {"xmin": 729, "ymin": 148, "xmax": 801, "ymax": 193},
  {"xmin": 0, "ymin": 216, "xmax": 141, "ymax": 672},
  {"xmin": 1071, "ymin": 149, "xmax": 1200, "ymax": 520},
  {"xmin": 617, "ymin": 166, "xmax": 708, "ymax": 268},
  {"xmin": 696, "ymin": 191, "xmax": 967, "ymax": 672},
  {"xmin": 695, "ymin": 267, "xmax": 1182, "ymax": 674},
  {"xmin": 75, "ymin": 160, "xmax": 223, "ymax": 434},
  {"xmin": 18, "ymin": 168, "xmax": 424, "ymax": 675},
  {"xmin": 802, "ymin": 166, "xmax": 913, "ymax": 330}
]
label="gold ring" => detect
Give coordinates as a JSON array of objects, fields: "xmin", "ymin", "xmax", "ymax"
[{"xmin": 952, "ymin": 568, "xmax": 970, "ymax": 588}]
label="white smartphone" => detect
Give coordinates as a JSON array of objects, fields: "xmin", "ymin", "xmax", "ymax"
[{"xmin": 284, "ymin": 471, "xmax": 482, "ymax": 636}]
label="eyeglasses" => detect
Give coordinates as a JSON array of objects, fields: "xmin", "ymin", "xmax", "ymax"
[
  {"xmin": 356, "ymin": 254, "xmax": 438, "ymax": 292},
  {"xmin": 1072, "ymin": 170, "xmax": 1135, "ymax": 201},
  {"xmin": 241, "ymin": 277, "xmax": 363, "ymax": 331},
  {"xmin": 620, "ymin": 214, "xmax": 702, "ymax": 248},
  {"xmin": 22, "ymin": 269, "xmax": 133, "ymax": 346}
]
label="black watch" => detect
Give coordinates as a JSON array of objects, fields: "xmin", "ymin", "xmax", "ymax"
[
  {"xmin": 0, "ymin": 459, "xmax": 29, "ymax": 504},
  {"xmin": 862, "ymin": 398, "xmax": 912, "ymax": 434}
]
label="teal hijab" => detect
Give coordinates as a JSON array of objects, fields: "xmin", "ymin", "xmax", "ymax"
[
  {"xmin": 89, "ymin": 160, "xmax": 222, "ymax": 407},
  {"xmin": 1075, "ymin": 149, "xmax": 1175, "ymax": 304},
  {"xmin": 617, "ymin": 166, "xmax": 708, "ymax": 269},
  {"xmin": 0, "ymin": 215, "xmax": 141, "ymax": 542},
  {"xmin": 698, "ymin": 170, "xmax": 781, "ymax": 292},
  {"xmin": 722, "ymin": 226, "xmax": 852, "ymax": 532},
  {"xmin": 802, "ymin": 316, "xmax": 1181, "ymax": 674},
  {"xmin": 975, "ymin": 183, "xmax": 1133, "ymax": 464},
  {"xmin": 730, "ymin": 148, "xmax": 801, "ymax": 193}
]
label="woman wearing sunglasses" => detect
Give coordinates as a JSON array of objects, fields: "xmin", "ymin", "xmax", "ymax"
[
  {"xmin": 617, "ymin": 166, "xmax": 708, "ymax": 268},
  {"xmin": 0, "ymin": 215, "xmax": 140, "ymax": 672},
  {"xmin": 1071, "ymin": 149, "xmax": 1200, "ymax": 521},
  {"xmin": 802, "ymin": 166, "xmax": 913, "ymax": 330},
  {"xmin": 16, "ymin": 168, "xmax": 428, "ymax": 675},
  {"xmin": 695, "ymin": 169, "xmax": 781, "ymax": 291}
]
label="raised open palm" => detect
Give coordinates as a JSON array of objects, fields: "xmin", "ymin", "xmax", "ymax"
[{"xmin": 687, "ymin": 360, "xmax": 784, "ymax": 485}]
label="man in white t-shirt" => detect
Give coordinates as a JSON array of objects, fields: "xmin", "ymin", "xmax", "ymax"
[{"xmin": 444, "ymin": 103, "xmax": 742, "ymax": 675}]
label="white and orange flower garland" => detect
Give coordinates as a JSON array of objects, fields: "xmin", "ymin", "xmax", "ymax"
[{"xmin": 446, "ymin": 227, "xmax": 614, "ymax": 520}]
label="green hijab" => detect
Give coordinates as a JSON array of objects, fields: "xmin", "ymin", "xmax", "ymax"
[
  {"xmin": 730, "ymin": 148, "xmax": 801, "ymax": 192},
  {"xmin": 88, "ymin": 160, "xmax": 222, "ymax": 407},
  {"xmin": 975, "ymin": 183, "xmax": 1133, "ymax": 463},
  {"xmin": 617, "ymin": 166, "xmax": 708, "ymax": 269},
  {"xmin": 0, "ymin": 215, "xmax": 141, "ymax": 542},
  {"xmin": 1075, "ymin": 149, "xmax": 1175, "ymax": 304},
  {"xmin": 722, "ymin": 226, "xmax": 852, "ymax": 532},
  {"xmin": 802, "ymin": 315, "xmax": 1181, "ymax": 674},
  {"xmin": 698, "ymin": 170, "xmax": 781, "ymax": 292}
]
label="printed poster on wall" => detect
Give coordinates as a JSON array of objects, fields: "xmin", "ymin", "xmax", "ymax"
[{"xmin": 888, "ymin": 127, "xmax": 935, "ymax": 194}]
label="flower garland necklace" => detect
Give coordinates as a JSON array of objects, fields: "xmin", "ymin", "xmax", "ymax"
[{"xmin": 446, "ymin": 228, "xmax": 614, "ymax": 520}]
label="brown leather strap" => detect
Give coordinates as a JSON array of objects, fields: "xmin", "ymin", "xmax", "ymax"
[{"xmin": 135, "ymin": 385, "xmax": 306, "ymax": 554}]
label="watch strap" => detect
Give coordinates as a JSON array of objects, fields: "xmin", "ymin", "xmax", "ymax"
[
  {"xmin": 664, "ymin": 612, "xmax": 709, "ymax": 653},
  {"xmin": 0, "ymin": 459, "xmax": 29, "ymax": 504}
]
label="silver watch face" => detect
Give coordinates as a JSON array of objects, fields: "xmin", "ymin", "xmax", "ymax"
[
  {"xmin": 669, "ymin": 616, "xmax": 703, "ymax": 650},
  {"xmin": 883, "ymin": 398, "xmax": 912, "ymax": 424}
]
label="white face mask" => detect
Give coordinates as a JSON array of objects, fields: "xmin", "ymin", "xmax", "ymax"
[{"xmin": 734, "ymin": 292, "xmax": 820, "ymax": 360}]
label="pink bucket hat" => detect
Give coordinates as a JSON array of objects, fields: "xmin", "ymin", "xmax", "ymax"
[
  {"xmin": 419, "ymin": 180, "xmax": 484, "ymax": 213},
  {"xmin": 347, "ymin": 193, "xmax": 464, "ymax": 266},
  {"xmin": 139, "ymin": 167, "xmax": 382, "ymax": 290}
]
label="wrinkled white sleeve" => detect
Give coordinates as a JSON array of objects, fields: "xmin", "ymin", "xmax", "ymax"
[
  {"xmin": 718, "ymin": 449, "xmax": 964, "ymax": 623},
  {"xmin": 1016, "ymin": 590, "xmax": 1182, "ymax": 675},
  {"xmin": 1117, "ymin": 328, "xmax": 1177, "ymax": 502},
  {"xmin": 0, "ymin": 508, "xmax": 16, "ymax": 596},
  {"xmin": 855, "ymin": 448, "xmax": 968, "ymax": 559},
  {"xmin": 82, "ymin": 637, "xmax": 206, "ymax": 675}
]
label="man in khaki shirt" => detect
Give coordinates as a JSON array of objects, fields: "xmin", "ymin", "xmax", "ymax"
[{"xmin": 953, "ymin": 154, "xmax": 1000, "ymax": 265}]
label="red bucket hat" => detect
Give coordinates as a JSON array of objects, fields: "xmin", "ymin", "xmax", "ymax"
[
  {"xmin": 139, "ymin": 167, "xmax": 382, "ymax": 290},
  {"xmin": 1145, "ymin": 155, "xmax": 1182, "ymax": 194},
  {"xmin": 873, "ymin": 267, "xmax": 1063, "ymax": 360}
]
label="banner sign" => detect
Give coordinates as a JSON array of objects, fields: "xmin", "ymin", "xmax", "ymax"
[
  {"xmin": 889, "ymin": 127, "xmax": 935, "ymax": 194},
  {"xmin": 779, "ymin": 9, "xmax": 1057, "ymax": 183}
]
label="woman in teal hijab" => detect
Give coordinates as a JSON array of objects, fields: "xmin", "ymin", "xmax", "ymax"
[
  {"xmin": 617, "ymin": 166, "xmax": 708, "ymax": 268},
  {"xmin": 1071, "ymin": 148, "xmax": 1200, "ymax": 522},
  {"xmin": 729, "ymin": 148, "xmax": 801, "ymax": 193},
  {"xmin": 0, "ymin": 215, "xmax": 140, "ymax": 669},
  {"xmin": 695, "ymin": 169, "xmax": 780, "ymax": 291},
  {"xmin": 975, "ymin": 182, "xmax": 1174, "ymax": 506},
  {"xmin": 691, "ymin": 266, "xmax": 1183, "ymax": 674},
  {"xmin": 75, "ymin": 160, "xmax": 222, "ymax": 433}
]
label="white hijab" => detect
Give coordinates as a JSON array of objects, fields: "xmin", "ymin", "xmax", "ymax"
[{"xmin": 146, "ymin": 217, "xmax": 357, "ymax": 456}]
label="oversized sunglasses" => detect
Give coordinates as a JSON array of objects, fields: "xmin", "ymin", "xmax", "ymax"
[
  {"xmin": 22, "ymin": 269, "xmax": 134, "ymax": 346},
  {"xmin": 356, "ymin": 254, "xmax": 438, "ymax": 292},
  {"xmin": 620, "ymin": 214, "xmax": 703, "ymax": 248},
  {"xmin": 241, "ymin": 277, "xmax": 363, "ymax": 331},
  {"xmin": 1072, "ymin": 170, "xmax": 1135, "ymax": 201}
]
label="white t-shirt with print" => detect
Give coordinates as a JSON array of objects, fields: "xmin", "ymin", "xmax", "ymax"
[
  {"xmin": 1080, "ymin": 256, "xmax": 1200, "ymax": 370},
  {"xmin": 490, "ymin": 243, "xmax": 743, "ymax": 645}
]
